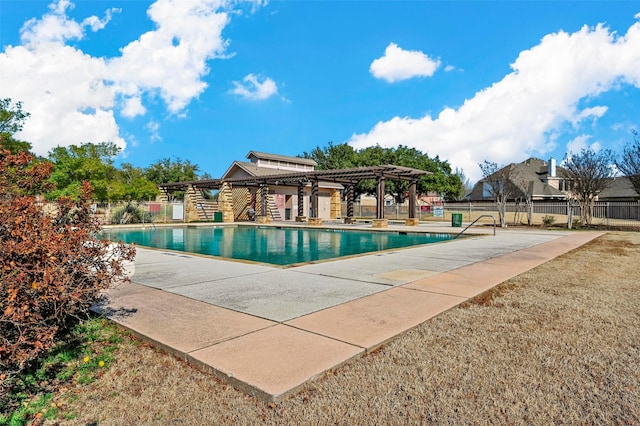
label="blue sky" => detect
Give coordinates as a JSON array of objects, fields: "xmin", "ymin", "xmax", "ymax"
[{"xmin": 1, "ymin": 1, "xmax": 639, "ymax": 182}]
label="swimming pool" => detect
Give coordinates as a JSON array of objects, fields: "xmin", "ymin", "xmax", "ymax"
[{"xmin": 102, "ymin": 225, "xmax": 456, "ymax": 266}]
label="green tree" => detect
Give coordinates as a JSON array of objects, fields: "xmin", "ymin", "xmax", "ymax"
[
  {"xmin": 111, "ymin": 163, "xmax": 159, "ymax": 201},
  {"xmin": 0, "ymin": 98, "xmax": 33, "ymax": 154},
  {"xmin": 47, "ymin": 142, "xmax": 121, "ymax": 201},
  {"xmin": 303, "ymin": 142, "xmax": 358, "ymax": 170},
  {"xmin": 304, "ymin": 143, "xmax": 463, "ymax": 201},
  {"xmin": 144, "ymin": 157, "xmax": 200, "ymax": 184}
]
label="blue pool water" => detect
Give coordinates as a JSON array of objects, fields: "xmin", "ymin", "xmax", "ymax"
[{"xmin": 102, "ymin": 225, "xmax": 455, "ymax": 266}]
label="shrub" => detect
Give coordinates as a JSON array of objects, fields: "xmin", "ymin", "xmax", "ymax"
[
  {"xmin": 541, "ymin": 215, "xmax": 556, "ymax": 226},
  {"xmin": 0, "ymin": 149, "xmax": 135, "ymax": 378},
  {"xmin": 110, "ymin": 203, "xmax": 152, "ymax": 224}
]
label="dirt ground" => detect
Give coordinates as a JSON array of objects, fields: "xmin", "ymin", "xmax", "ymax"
[{"xmin": 61, "ymin": 232, "xmax": 639, "ymax": 425}]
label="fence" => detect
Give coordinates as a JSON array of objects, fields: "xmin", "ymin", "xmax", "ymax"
[
  {"xmin": 93, "ymin": 200, "xmax": 640, "ymax": 228},
  {"xmin": 444, "ymin": 201, "xmax": 640, "ymax": 228},
  {"xmin": 94, "ymin": 201, "xmax": 186, "ymax": 225}
]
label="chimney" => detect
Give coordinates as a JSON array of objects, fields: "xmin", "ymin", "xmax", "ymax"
[{"xmin": 548, "ymin": 157, "xmax": 556, "ymax": 177}]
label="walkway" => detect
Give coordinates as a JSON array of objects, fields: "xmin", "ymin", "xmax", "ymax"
[{"xmin": 97, "ymin": 224, "xmax": 602, "ymax": 401}]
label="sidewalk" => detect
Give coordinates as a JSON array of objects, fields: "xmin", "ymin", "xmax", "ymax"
[{"xmin": 98, "ymin": 228, "xmax": 602, "ymax": 401}]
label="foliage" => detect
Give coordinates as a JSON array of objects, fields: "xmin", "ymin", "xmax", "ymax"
[
  {"xmin": 478, "ymin": 160, "xmax": 518, "ymax": 227},
  {"xmin": 47, "ymin": 142, "xmax": 120, "ymax": 202},
  {"xmin": 110, "ymin": 163, "xmax": 159, "ymax": 201},
  {"xmin": 145, "ymin": 157, "xmax": 200, "ymax": 185},
  {"xmin": 303, "ymin": 143, "xmax": 463, "ymax": 201},
  {"xmin": 110, "ymin": 203, "xmax": 153, "ymax": 224},
  {"xmin": 541, "ymin": 215, "xmax": 556, "ymax": 226},
  {"xmin": 1, "ymin": 317, "xmax": 124, "ymax": 423},
  {"xmin": 46, "ymin": 143, "xmax": 159, "ymax": 202},
  {"xmin": 0, "ymin": 149, "xmax": 135, "ymax": 380},
  {"xmin": 616, "ymin": 129, "xmax": 640, "ymax": 196},
  {"xmin": 0, "ymin": 98, "xmax": 33, "ymax": 155},
  {"xmin": 562, "ymin": 148, "xmax": 615, "ymax": 225}
]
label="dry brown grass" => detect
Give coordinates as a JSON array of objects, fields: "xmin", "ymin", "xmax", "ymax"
[{"xmin": 58, "ymin": 232, "xmax": 639, "ymax": 425}]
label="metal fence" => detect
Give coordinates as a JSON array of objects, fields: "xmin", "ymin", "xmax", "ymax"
[
  {"xmin": 94, "ymin": 200, "xmax": 640, "ymax": 228},
  {"xmin": 444, "ymin": 201, "xmax": 640, "ymax": 228},
  {"xmin": 94, "ymin": 201, "xmax": 186, "ymax": 225},
  {"xmin": 339, "ymin": 201, "xmax": 640, "ymax": 228}
]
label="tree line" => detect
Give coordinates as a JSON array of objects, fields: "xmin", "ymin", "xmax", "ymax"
[{"xmin": 0, "ymin": 99, "xmax": 201, "ymax": 203}]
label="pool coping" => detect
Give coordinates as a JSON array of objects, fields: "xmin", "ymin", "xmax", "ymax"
[{"xmin": 97, "ymin": 225, "xmax": 602, "ymax": 402}]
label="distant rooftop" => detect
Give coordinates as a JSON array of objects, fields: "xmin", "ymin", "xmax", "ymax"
[{"xmin": 246, "ymin": 151, "xmax": 318, "ymax": 167}]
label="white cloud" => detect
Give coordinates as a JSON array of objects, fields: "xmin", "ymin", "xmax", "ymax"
[
  {"xmin": 369, "ymin": 42, "xmax": 441, "ymax": 83},
  {"xmin": 230, "ymin": 73, "xmax": 279, "ymax": 101},
  {"xmin": 145, "ymin": 120, "xmax": 162, "ymax": 143},
  {"xmin": 0, "ymin": 0, "xmax": 260, "ymax": 157},
  {"xmin": 121, "ymin": 96, "xmax": 146, "ymax": 118},
  {"xmin": 350, "ymin": 21, "xmax": 640, "ymax": 182}
]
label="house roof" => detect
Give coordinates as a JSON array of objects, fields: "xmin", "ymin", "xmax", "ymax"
[
  {"xmin": 246, "ymin": 151, "xmax": 318, "ymax": 167},
  {"xmin": 598, "ymin": 176, "xmax": 640, "ymax": 200}
]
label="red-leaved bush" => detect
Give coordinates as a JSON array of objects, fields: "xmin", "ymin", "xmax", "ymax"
[{"xmin": 0, "ymin": 149, "xmax": 135, "ymax": 374}]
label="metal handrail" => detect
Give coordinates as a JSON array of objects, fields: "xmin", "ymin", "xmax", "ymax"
[{"xmin": 455, "ymin": 214, "xmax": 496, "ymax": 238}]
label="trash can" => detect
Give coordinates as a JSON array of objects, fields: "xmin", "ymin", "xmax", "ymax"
[
  {"xmin": 451, "ymin": 213, "xmax": 462, "ymax": 227},
  {"xmin": 213, "ymin": 211, "xmax": 223, "ymax": 222}
]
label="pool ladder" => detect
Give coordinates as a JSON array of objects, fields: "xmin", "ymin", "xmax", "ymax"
[{"xmin": 454, "ymin": 214, "xmax": 496, "ymax": 238}]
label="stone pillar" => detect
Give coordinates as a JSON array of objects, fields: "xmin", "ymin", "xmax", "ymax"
[
  {"xmin": 184, "ymin": 184, "xmax": 200, "ymax": 222},
  {"xmin": 218, "ymin": 182, "xmax": 235, "ymax": 223},
  {"xmin": 376, "ymin": 177, "xmax": 385, "ymax": 219},
  {"xmin": 258, "ymin": 184, "xmax": 270, "ymax": 223},
  {"xmin": 296, "ymin": 182, "xmax": 306, "ymax": 222},
  {"xmin": 330, "ymin": 189, "xmax": 341, "ymax": 219}
]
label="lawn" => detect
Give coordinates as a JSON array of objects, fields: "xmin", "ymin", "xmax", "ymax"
[{"xmin": 5, "ymin": 232, "xmax": 639, "ymax": 425}]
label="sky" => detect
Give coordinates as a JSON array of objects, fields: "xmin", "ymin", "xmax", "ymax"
[{"xmin": 1, "ymin": 0, "xmax": 639, "ymax": 183}]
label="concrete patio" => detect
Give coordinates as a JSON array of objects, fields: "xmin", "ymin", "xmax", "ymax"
[{"xmin": 97, "ymin": 223, "xmax": 602, "ymax": 401}]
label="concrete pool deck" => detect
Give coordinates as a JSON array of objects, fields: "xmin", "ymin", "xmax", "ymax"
[{"xmin": 97, "ymin": 223, "xmax": 602, "ymax": 401}]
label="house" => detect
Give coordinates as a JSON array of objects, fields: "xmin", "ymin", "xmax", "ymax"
[
  {"xmin": 469, "ymin": 158, "xmax": 568, "ymax": 201},
  {"xmin": 469, "ymin": 157, "xmax": 640, "ymax": 202}
]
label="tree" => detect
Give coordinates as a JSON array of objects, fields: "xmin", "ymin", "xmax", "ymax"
[
  {"xmin": 303, "ymin": 143, "xmax": 463, "ymax": 201},
  {"xmin": 452, "ymin": 168, "xmax": 473, "ymax": 201},
  {"xmin": 47, "ymin": 142, "xmax": 121, "ymax": 201},
  {"xmin": 302, "ymin": 141, "xmax": 357, "ymax": 170},
  {"xmin": 0, "ymin": 149, "xmax": 135, "ymax": 377},
  {"xmin": 478, "ymin": 160, "xmax": 518, "ymax": 227},
  {"xmin": 616, "ymin": 130, "xmax": 640, "ymax": 196},
  {"xmin": 0, "ymin": 98, "xmax": 33, "ymax": 154},
  {"xmin": 563, "ymin": 148, "xmax": 616, "ymax": 225},
  {"xmin": 144, "ymin": 157, "xmax": 200, "ymax": 184},
  {"xmin": 111, "ymin": 163, "xmax": 159, "ymax": 201}
]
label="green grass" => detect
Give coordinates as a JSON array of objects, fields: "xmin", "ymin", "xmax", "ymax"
[{"xmin": 0, "ymin": 316, "xmax": 126, "ymax": 425}]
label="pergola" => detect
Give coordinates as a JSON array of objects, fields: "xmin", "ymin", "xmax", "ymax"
[{"xmin": 158, "ymin": 164, "xmax": 431, "ymax": 222}]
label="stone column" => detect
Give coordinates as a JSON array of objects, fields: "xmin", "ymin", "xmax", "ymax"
[
  {"xmin": 258, "ymin": 184, "xmax": 270, "ymax": 223},
  {"xmin": 330, "ymin": 189, "xmax": 341, "ymax": 219},
  {"xmin": 218, "ymin": 182, "xmax": 235, "ymax": 223},
  {"xmin": 184, "ymin": 184, "xmax": 200, "ymax": 222}
]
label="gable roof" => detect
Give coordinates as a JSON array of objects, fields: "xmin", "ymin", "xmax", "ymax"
[{"xmin": 246, "ymin": 151, "xmax": 317, "ymax": 167}]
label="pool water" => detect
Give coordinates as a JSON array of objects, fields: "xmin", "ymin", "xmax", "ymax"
[{"xmin": 102, "ymin": 226, "xmax": 455, "ymax": 266}]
